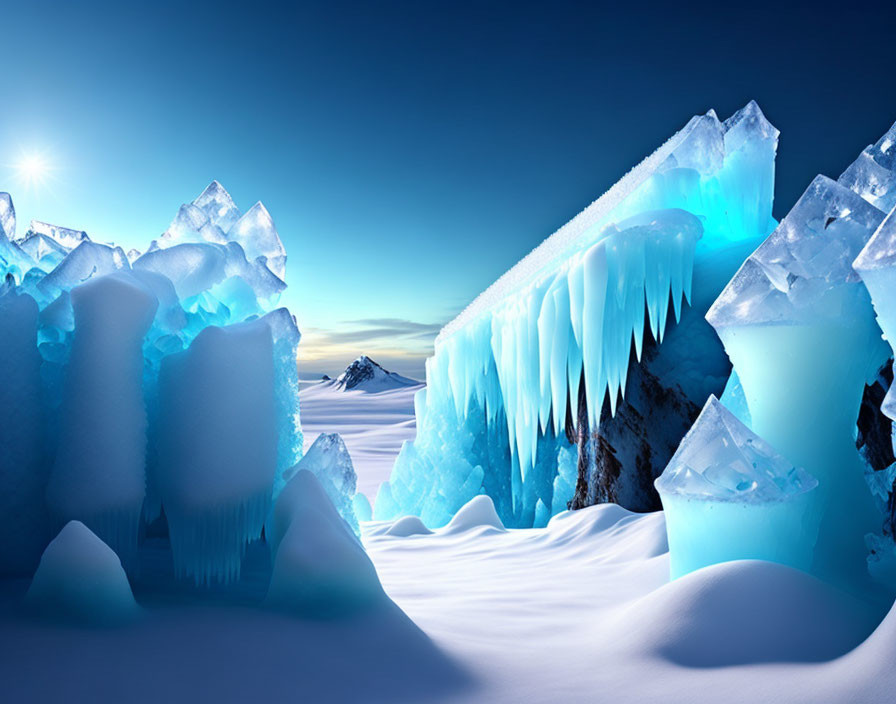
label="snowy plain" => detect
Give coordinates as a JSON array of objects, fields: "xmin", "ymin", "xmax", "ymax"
[{"xmin": 299, "ymin": 376, "xmax": 422, "ymax": 501}]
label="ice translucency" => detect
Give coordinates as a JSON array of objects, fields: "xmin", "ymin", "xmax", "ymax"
[
  {"xmin": 656, "ymin": 396, "xmax": 816, "ymax": 502},
  {"xmin": 281, "ymin": 433, "xmax": 360, "ymax": 535},
  {"xmin": 838, "ymin": 119, "xmax": 896, "ymax": 213},
  {"xmin": 705, "ymin": 120, "xmax": 896, "ymax": 596},
  {"xmin": 0, "ymin": 182, "xmax": 303, "ymax": 584},
  {"xmin": 378, "ymin": 101, "xmax": 778, "ymax": 528},
  {"xmin": 228, "ymin": 202, "xmax": 287, "ymax": 281},
  {"xmin": 0, "ymin": 192, "xmax": 16, "ymax": 239},
  {"xmin": 657, "ymin": 397, "xmax": 818, "ymax": 579}
]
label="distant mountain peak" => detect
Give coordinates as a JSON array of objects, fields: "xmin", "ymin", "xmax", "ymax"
[{"xmin": 334, "ymin": 356, "xmax": 419, "ymax": 392}]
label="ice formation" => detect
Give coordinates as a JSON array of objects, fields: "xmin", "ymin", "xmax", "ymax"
[
  {"xmin": 281, "ymin": 433, "xmax": 361, "ymax": 535},
  {"xmin": 854, "ymin": 204, "xmax": 896, "ymax": 586},
  {"xmin": 267, "ymin": 469, "xmax": 385, "ymax": 615},
  {"xmin": 703, "ymin": 119, "xmax": 896, "ymax": 594},
  {"xmin": 157, "ymin": 320, "xmax": 278, "ymax": 585},
  {"xmin": 26, "ymin": 521, "xmax": 139, "ymax": 625},
  {"xmin": 377, "ymin": 101, "xmax": 778, "ymax": 527},
  {"xmin": 0, "ymin": 285, "xmax": 48, "ymax": 575},
  {"xmin": 0, "ymin": 182, "xmax": 303, "ymax": 585},
  {"xmin": 46, "ymin": 273, "xmax": 158, "ymax": 569},
  {"xmin": 656, "ymin": 397, "xmax": 818, "ymax": 578}
]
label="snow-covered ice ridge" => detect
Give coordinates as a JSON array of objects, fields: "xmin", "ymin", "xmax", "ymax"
[
  {"xmin": 378, "ymin": 101, "xmax": 778, "ymax": 528},
  {"xmin": 0, "ymin": 181, "xmax": 349, "ymax": 584}
]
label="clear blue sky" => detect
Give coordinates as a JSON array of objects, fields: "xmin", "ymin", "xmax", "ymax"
[{"xmin": 3, "ymin": 0, "xmax": 895, "ymax": 378}]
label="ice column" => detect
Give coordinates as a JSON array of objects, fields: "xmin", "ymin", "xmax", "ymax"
[
  {"xmin": 157, "ymin": 319, "xmax": 278, "ymax": 585},
  {"xmin": 707, "ymin": 176, "xmax": 889, "ymax": 593},
  {"xmin": 0, "ymin": 285, "xmax": 49, "ymax": 574},
  {"xmin": 46, "ymin": 273, "xmax": 158, "ymax": 569}
]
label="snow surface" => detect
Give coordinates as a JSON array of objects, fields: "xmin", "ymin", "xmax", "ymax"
[
  {"xmin": 364, "ymin": 501, "xmax": 896, "ymax": 703},
  {"xmin": 299, "ymin": 377, "xmax": 423, "ymax": 501}
]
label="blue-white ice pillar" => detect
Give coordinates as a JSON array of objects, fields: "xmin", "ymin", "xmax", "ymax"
[
  {"xmin": 707, "ymin": 176, "xmax": 888, "ymax": 594},
  {"xmin": 157, "ymin": 319, "xmax": 278, "ymax": 585},
  {"xmin": 46, "ymin": 273, "xmax": 158, "ymax": 570},
  {"xmin": 0, "ymin": 286, "xmax": 49, "ymax": 574}
]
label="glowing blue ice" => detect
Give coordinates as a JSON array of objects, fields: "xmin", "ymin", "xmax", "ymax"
[
  {"xmin": 706, "ymin": 122, "xmax": 896, "ymax": 596},
  {"xmin": 377, "ymin": 101, "xmax": 778, "ymax": 528},
  {"xmin": 0, "ymin": 182, "xmax": 303, "ymax": 583},
  {"xmin": 656, "ymin": 396, "xmax": 818, "ymax": 578}
]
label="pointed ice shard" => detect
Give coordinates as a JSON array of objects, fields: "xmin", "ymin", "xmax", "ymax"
[
  {"xmin": 282, "ymin": 433, "xmax": 358, "ymax": 534},
  {"xmin": 661, "ymin": 110, "xmax": 725, "ymax": 174},
  {"xmin": 656, "ymin": 396, "xmax": 816, "ymax": 502},
  {"xmin": 707, "ymin": 176, "xmax": 886, "ymax": 328},
  {"xmin": 29, "ymin": 221, "xmax": 90, "ymax": 250},
  {"xmin": 657, "ymin": 396, "xmax": 819, "ymax": 579},
  {"xmin": 193, "ymin": 180, "xmax": 242, "ymax": 232},
  {"xmin": 227, "ymin": 202, "xmax": 286, "ymax": 281},
  {"xmin": 839, "ymin": 120, "xmax": 896, "ymax": 212},
  {"xmin": 722, "ymin": 99, "xmax": 779, "ymax": 154},
  {"xmin": 0, "ymin": 193, "xmax": 15, "ymax": 240}
]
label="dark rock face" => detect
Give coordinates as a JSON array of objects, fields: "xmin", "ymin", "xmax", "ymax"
[
  {"xmin": 570, "ymin": 332, "xmax": 703, "ymax": 512},
  {"xmin": 858, "ymin": 360, "xmax": 896, "ymax": 538},
  {"xmin": 857, "ymin": 361, "xmax": 894, "ymax": 473}
]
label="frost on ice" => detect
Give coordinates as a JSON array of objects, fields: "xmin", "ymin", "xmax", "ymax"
[
  {"xmin": 0, "ymin": 181, "xmax": 304, "ymax": 585},
  {"xmin": 377, "ymin": 101, "xmax": 779, "ymax": 528},
  {"xmin": 656, "ymin": 396, "xmax": 818, "ymax": 579}
]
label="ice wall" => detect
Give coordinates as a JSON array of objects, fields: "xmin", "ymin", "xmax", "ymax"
[
  {"xmin": 377, "ymin": 101, "xmax": 779, "ymax": 528},
  {"xmin": 0, "ymin": 182, "xmax": 303, "ymax": 584},
  {"xmin": 706, "ymin": 120, "xmax": 896, "ymax": 596}
]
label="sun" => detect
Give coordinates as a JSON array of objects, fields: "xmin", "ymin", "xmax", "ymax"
[{"xmin": 17, "ymin": 153, "xmax": 50, "ymax": 186}]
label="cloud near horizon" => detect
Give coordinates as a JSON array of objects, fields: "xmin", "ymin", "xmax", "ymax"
[{"xmin": 297, "ymin": 317, "xmax": 447, "ymax": 381}]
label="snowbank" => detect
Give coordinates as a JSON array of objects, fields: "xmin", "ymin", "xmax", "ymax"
[{"xmin": 26, "ymin": 521, "xmax": 139, "ymax": 625}]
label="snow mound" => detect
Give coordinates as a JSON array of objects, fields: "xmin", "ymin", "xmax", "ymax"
[
  {"xmin": 334, "ymin": 355, "xmax": 420, "ymax": 392},
  {"xmin": 26, "ymin": 521, "xmax": 139, "ymax": 625},
  {"xmin": 611, "ymin": 559, "xmax": 879, "ymax": 667},
  {"xmin": 444, "ymin": 495, "xmax": 505, "ymax": 533},
  {"xmin": 267, "ymin": 470, "xmax": 386, "ymax": 616},
  {"xmin": 386, "ymin": 516, "xmax": 433, "ymax": 537}
]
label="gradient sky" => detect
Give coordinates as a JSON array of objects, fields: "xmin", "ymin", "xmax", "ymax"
[{"xmin": 3, "ymin": 1, "xmax": 895, "ymax": 378}]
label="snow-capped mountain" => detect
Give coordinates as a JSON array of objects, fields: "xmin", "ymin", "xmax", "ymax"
[{"xmin": 332, "ymin": 356, "xmax": 420, "ymax": 392}]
